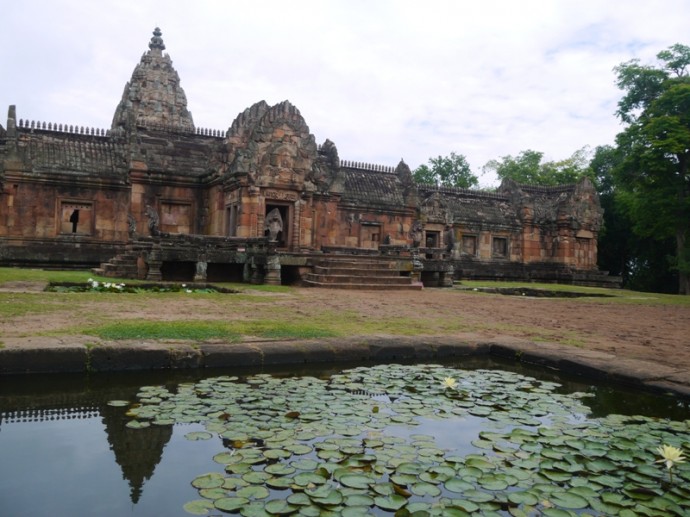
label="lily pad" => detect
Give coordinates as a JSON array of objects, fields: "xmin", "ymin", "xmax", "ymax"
[
  {"xmin": 339, "ymin": 474, "xmax": 374, "ymax": 489},
  {"xmin": 183, "ymin": 499, "xmax": 215, "ymax": 515},
  {"xmin": 374, "ymin": 494, "xmax": 408, "ymax": 511},
  {"xmin": 214, "ymin": 496, "xmax": 249, "ymax": 512},
  {"xmin": 185, "ymin": 431, "xmax": 213, "ymax": 441},
  {"xmin": 192, "ymin": 472, "xmax": 225, "ymax": 489},
  {"xmin": 264, "ymin": 499, "xmax": 297, "ymax": 515}
]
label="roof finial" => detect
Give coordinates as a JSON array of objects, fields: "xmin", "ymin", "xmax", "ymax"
[{"xmin": 149, "ymin": 27, "xmax": 166, "ymax": 51}]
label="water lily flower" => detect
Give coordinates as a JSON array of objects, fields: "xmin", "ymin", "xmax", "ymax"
[
  {"xmin": 656, "ymin": 444, "xmax": 685, "ymax": 470},
  {"xmin": 656, "ymin": 444, "xmax": 685, "ymax": 483},
  {"xmin": 442, "ymin": 377, "xmax": 457, "ymax": 389}
]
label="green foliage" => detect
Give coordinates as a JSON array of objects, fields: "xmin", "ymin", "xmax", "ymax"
[
  {"xmin": 482, "ymin": 148, "xmax": 593, "ymax": 186},
  {"xmin": 613, "ymin": 43, "xmax": 690, "ymax": 294},
  {"xmin": 413, "ymin": 152, "xmax": 478, "ymax": 188}
]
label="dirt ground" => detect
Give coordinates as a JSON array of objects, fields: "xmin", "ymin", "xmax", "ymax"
[
  {"xmin": 283, "ymin": 288, "xmax": 690, "ymax": 369},
  {"xmin": 3, "ymin": 284, "xmax": 689, "ymax": 373}
]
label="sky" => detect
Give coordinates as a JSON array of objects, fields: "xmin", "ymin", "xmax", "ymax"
[{"xmin": 2, "ymin": 0, "xmax": 689, "ymax": 186}]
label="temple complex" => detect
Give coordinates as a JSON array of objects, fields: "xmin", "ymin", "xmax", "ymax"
[{"xmin": 0, "ymin": 28, "xmax": 613, "ymax": 288}]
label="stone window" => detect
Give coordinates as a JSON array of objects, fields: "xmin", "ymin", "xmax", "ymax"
[
  {"xmin": 60, "ymin": 201, "xmax": 93, "ymax": 235},
  {"xmin": 461, "ymin": 235, "xmax": 477, "ymax": 256},
  {"xmin": 160, "ymin": 202, "xmax": 191, "ymax": 234},
  {"xmin": 425, "ymin": 231, "xmax": 440, "ymax": 248},
  {"xmin": 492, "ymin": 237, "xmax": 508, "ymax": 257}
]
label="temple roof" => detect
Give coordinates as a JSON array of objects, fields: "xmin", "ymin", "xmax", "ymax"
[
  {"xmin": 341, "ymin": 168, "xmax": 406, "ymax": 208},
  {"xmin": 111, "ymin": 28, "xmax": 194, "ymax": 133}
]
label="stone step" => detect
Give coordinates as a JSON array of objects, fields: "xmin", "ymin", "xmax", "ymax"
[
  {"xmin": 305, "ymin": 254, "xmax": 417, "ymax": 290},
  {"xmin": 303, "ymin": 279, "xmax": 423, "ymax": 290},
  {"xmin": 317, "ymin": 257, "xmax": 397, "ymax": 268},
  {"xmin": 312, "ymin": 265, "xmax": 401, "ymax": 277},
  {"xmin": 305, "ymin": 273, "xmax": 414, "ymax": 285}
]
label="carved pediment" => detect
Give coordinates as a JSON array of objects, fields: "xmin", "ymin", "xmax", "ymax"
[{"xmin": 420, "ymin": 192, "xmax": 450, "ymax": 223}]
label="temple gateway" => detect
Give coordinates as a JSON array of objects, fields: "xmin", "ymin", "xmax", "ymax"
[{"xmin": 0, "ymin": 28, "xmax": 613, "ymax": 288}]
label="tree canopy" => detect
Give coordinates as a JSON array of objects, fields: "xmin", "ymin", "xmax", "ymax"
[
  {"xmin": 613, "ymin": 43, "xmax": 690, "ymax": 294},
  {"xmin": 413, "ymin": 152, "xmax": 478, "ymax": 188},
  {"xmin": 482, "ymin": 148, "xmax": 592, "ymax": 186}
]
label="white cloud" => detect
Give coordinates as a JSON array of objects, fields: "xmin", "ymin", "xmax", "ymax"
[{"xmin": 2, "ymin": 0, "xmax": 689, "ymax": 186}]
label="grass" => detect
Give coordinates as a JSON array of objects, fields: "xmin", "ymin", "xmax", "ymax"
[{"xmin": 88, "ymin": 319, "xmax": 341, "ymax": 341}]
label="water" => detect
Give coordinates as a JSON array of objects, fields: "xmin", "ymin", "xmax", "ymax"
[{"xmin": 1, "ymin": 359, "xmax": 688, "ymax": 516}]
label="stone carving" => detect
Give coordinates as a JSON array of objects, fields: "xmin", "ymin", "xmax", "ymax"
[
  {"xmin": 444, "ymin": 225, "xmax": 455, "ymax": 253},
  {"xmin": 195, "ymin": 260, "xmax": 207, "ymax": 281},
  {"xmin": 410, "ymin": 221, "xmax": 424, "ymax": 248},
  {"xmin": 127, "ymin": 213, "xmax": 137, "ymax": 237},
  {"xmin": 145, "ymin": 204, "xmax": 160, "ymax": 236},
  {"xmin": 264, "ymin": 208, "xmax": 283, "ymax": 242}
]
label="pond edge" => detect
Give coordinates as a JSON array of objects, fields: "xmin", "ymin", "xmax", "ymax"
[{"xmin": 1, "ymin": 336, "xmax": 688, "ymax": 400}]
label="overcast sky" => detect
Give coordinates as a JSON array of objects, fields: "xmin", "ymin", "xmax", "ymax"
[{"xmin": 2, "ymin": 1, "xmax": 688, "ymax": 186}]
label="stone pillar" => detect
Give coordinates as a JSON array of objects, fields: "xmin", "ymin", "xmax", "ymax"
[
  {"xmin": 194, "ymin": 261, "xmax": 208, "ymax": 282},
  {"xmin": 264, "ymin": 255, "xmax": 281, "ymax": 285}
]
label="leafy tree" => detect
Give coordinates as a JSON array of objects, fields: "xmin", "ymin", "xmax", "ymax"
[
  {"xmin": 413, "ymin": 152, "xmax": 478, "ymax": 188},
  {"xmin": 590, "ymin": 145, "xmax": 630, "ymax": 279},
  {"xmin": 590, "ymin": 145, "xmax": 678, "ymax": 292},
  {"xmin": 613, "ymin": 43, "xmax": 690, "ymax": 294},
  {"xmin": 482, "ymin": 148, "xmax": 592, "ymax": 186}
]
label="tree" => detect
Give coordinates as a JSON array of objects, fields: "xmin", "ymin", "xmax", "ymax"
[
  {"xmin": 482, "ymin": 148, "xmax": 592, "ymax": 186},
  {"xmin": 413, "ymin": 152, "xmax": 478, "ymax": 188},
  {"xmin": 613, "ymin": 43, "xmax": 690, "ymax": 294}
]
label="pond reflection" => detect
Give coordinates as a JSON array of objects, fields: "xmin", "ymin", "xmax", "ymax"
[{"xmin": 0, "ymin": 358, "xmax": 688, "ymax": 516}]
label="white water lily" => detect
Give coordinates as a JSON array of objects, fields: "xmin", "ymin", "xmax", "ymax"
[
  {"xmin": 656, "ymin": 444, "xmax": 685, "ymax": 483},
  {"xmin": 442, "ymin": 377, "xmax": 457, "ymax": 389},
  {"xmin": 656, "ymin": 444, "xmax": 685, "ymax": 470}
]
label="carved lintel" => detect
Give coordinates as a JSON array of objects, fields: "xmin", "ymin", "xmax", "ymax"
[{"xmin": 264, "ymin": 189, "xmax": 298, "ymax": 201}]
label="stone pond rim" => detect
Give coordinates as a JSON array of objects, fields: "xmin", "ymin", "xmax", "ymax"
[{"xmin": 1, "ymin": 335, "xmax": 689, "ymax": 401}]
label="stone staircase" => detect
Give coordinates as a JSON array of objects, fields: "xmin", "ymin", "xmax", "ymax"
[
  {"xmin": 304, "ymin": 255, "xmax": 422, "ymax": 290},
  {"xmin": 92, "ymin": 242, "xmax": 148, "ymax": 279}
]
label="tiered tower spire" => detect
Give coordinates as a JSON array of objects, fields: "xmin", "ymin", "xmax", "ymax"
[{"xmin": 111, "ymin": 28, "xmax": 194, "ymax": 133}]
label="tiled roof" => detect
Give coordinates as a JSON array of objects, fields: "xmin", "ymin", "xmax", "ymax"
[{"xmin": 341, "ymin": 167, "xmax": 405, "ymax": 207}]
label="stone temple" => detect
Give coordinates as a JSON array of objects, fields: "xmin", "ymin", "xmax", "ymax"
[{"xmin": 0, "ymin": 28, "xmax": 613, "ymax": 288}]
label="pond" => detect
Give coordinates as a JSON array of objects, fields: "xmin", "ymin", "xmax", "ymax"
[{"xmin": 1, "ymin": 358, "xmax": 689, "ymax": 516}]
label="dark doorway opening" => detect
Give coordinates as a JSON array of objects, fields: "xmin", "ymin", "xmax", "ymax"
[
  {"xmin": 280, "ymin": 266, "xmax": 302, "ymax": 286},
  {"xmin": 207, "ymin": 263, "xmax": 244, "ymax": 283},
  {"xmin": 161, "ymin": 261, "xmax": 195, "ymax": 282}
]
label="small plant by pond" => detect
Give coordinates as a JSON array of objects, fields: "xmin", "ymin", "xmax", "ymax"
[
  {"xmin": 46, "ymin": 279, "xmax": 237, "ymax": 294},
  {"xmin": 111, "ymin": 364, "xmax": 690, "ymax": 516}
]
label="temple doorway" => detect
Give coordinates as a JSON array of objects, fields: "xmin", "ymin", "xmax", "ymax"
[{"xmin": 265, "ymin": 203, "xmax": 290, "ymax": 249}]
